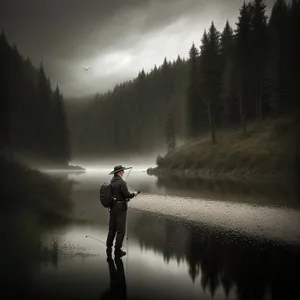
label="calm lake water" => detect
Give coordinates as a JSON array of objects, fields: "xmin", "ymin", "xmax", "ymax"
[{"xmin": 3, "ymin": 168, "xmax": 300, "ymax": 299}]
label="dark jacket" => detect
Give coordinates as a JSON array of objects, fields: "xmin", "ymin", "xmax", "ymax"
[{"xmin": 110, "ymin": 175, "xmax": 135, "ymax": 211}]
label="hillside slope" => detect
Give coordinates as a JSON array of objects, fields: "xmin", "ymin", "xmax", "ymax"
[{"xmin": 150, "ymin": 117, "xmax": 300, "ymax": 181}]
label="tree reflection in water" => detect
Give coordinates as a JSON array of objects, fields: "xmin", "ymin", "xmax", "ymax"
[{"xmin": 133, "ymin": 211, "xmax": 300, "ymax": 299}]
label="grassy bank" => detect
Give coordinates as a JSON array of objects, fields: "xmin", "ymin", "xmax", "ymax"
[
  {"xmin": 0, "ymin": 156, "xmax": 73, "ymax": 221},
  {"xmin": 151, "ymin": 117, "xmax": 300, "ymax": 181}
]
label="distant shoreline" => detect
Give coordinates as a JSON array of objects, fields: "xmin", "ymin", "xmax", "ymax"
[
  {"xmin": 146, "ymin": 167, "xmax": 295, "ymax": 184},
  {"xmin": 67, "ymin": 164, "xmax": 86, "ymax": 171},
  {"xmin": 40, "ymin": 164, "xmax": 86, "ymax": 172},
  {"xmin": 147, "ymin": 118, "xmax": 299, "ymax": 185}
]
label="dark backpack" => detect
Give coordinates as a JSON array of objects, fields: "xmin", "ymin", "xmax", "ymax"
[{"xmin": 100, "ymin": 183, "xmax": 116, "ymax": 208}]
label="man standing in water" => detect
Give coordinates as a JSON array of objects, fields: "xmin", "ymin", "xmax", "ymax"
[{"xmin": 106, "ymin": 165, "xmax": 139, "ymax": 257}]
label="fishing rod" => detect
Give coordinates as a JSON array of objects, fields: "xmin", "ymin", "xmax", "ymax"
[
  {"xmin": 124, "ymin": 167, "xmax": 141, "ymax": 195},
  {"xmin": 85, "ymin": 235, "xmax": 106, "ymax": 245},
  {"xmin": 120, "ymin": 166, "xmax": 138, "ymax": 280},
  {"xmin": 124, "ymin": 166, "xmax": 132, "ymax": 278},
  {"xmin": 124, "ymin": 166, "xmax": 132, "ymax": 182}
]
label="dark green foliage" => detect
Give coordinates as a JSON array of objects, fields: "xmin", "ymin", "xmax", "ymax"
[
  {"xmin": 165, "ymin": 107, "xmax": 176, "ymax": 152},
  {"xmin": 69, "ymin": 57, "xmax": 188, "ymax": 157},
  {"xmin": 265, "ymin": 0, "xmax": 288, "ymax": 115},
  {"xmin": 0, "ymin": 156, "xmax": 73, "ymax": 217},
  {"xmin": 220, "ymin": 21, "xmax": 234, "ymax": 128},
  {"xmin": 53, "ymin": 86, "xmax": 71, "ymax": 164},
  {"xmin": 198, "ymin": 23, "xmax": 222, "ymax": 144},
  {"xmin": 0, "ymin": 34, "xmax": 70, "ymax": 167},
  {"xmin": 251, "ymin": 0, "xmax": 268, "ymax": 121},
  {"xmin": 234, "ymin": 1, "xmax": 253, "ymax": 128},
  {"xmin": 0, "ymin": 32, "xmax": 10, "ymax": 150},
  {"xmin": 68, "ymin": 0, "xmax": 299, "ymax": 155},
  {"xmin": 186, "ymin": 42, "xmax": 200, "ymax": 139}
]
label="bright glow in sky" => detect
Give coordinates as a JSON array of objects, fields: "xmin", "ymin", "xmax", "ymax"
[{"xmin": 1, "ymin": 0, "xmax": 275, "ymax": 98}]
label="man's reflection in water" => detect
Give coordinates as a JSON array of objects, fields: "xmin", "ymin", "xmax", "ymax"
[{"xmin": 101, "ymin": 256, "xmax": 127, "ymax": 300}]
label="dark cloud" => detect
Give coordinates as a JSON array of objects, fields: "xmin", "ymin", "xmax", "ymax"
[{"xmin": 1, "ymin": 0, "xmax": 275, "ymax": 98}]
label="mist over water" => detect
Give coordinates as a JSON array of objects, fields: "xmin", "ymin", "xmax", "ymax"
[
  {"xmin": 70, "ymin": 154, "xmax": 158, "ymax": 172},
  {"xmin": 61, "ymin": 157, "xmax": 299, "ymax": 209}
]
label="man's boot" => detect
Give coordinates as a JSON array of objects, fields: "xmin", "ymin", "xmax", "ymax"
[{"xmin": 115, "ymin": 249, "xmax": 126, "ymax": 257}]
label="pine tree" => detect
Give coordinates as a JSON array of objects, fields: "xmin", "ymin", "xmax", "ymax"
[
  {"xmin": 186, "ymin": 42, "xmax": 200, "ymax": 139},
  {"xmin": 162, "ymin": 57, "xmax": 173, "ymax": 96},
  {"xmin": 220, "ymin": 21, "xmax": 234, "ymax": 59},
  {"xmin": 199, "ymin": 23, "xmax": 221, "ymax": 144},
  {"xmin": 162, "ymin": 57, "xmax": 169, "ymax": 69},
  {"xmin": 176, "ymin": 55, "xmax": 183, "ymax": 65},
  {"xmin": 234, "ymin": 2, "xmax": 253, "ymax": 134},
  {"xmin": 266, "ymin": 0, "xmax": 288, "ymax": 114},
  {"xmin": 288, "ymin": 0, "xmax": 300, "ymax": 112},
  {"xmin": 53, "ymin": 86, "xmax": 71, "ymax": 165},
  {"xmin": 220, "ymin": 21, "xmax": 234, "ymax": 128},
  {"xmin": 37, "ymin": 63, "xmax": 53, "ymax": 160},
  {"xmin": 0, "ymin": 32, "xmax": 11, "ymax": 150},
  {"xmin": 251, "ymin": 0, "xmax": 268, "ymax": 121},
  {"xmin": 165, "ymin": 106, "xmax": 176, "ymax": 153},
  {"xmin": 0, "ymin": 32, "xmax": 71, "ymax": 166}
]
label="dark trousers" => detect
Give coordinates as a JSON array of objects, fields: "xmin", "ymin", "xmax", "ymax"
[{"xmin": 106, "ymin": 207, "xmax": 127, "ymax": 251}]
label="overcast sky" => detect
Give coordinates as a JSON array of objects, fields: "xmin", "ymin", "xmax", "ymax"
[{"xmin": 1, "ymin": 0, "xmax": 275, "ymax": 99}]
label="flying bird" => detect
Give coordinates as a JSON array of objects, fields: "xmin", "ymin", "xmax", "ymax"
[{"xmin": 81, "ymin": 65, "xmax": 93, "ymax": 72}]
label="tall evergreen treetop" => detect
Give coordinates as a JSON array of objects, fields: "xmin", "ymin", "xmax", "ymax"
[
  {"xmin": 235, "ymin": 2, "xmax": 253, "ymax": 61},
  {"xmin": 189, "ymin": 42, "xmax": 199, "ymax": 62},
  {"xmin": 220, "ymin": 20, "xmax": 233, "ymax": 59},
  {"xmin": 269, "ymin": 0, "xmax": 288, "ymax": 28},
  {"xmin": 208, "ymin": 22, "xmax": 220, "ymax": 55}
]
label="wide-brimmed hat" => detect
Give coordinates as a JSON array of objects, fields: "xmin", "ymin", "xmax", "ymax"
[{"xmin": 109, "ymin": 165, "xmax": 131, "ymax": 175}]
